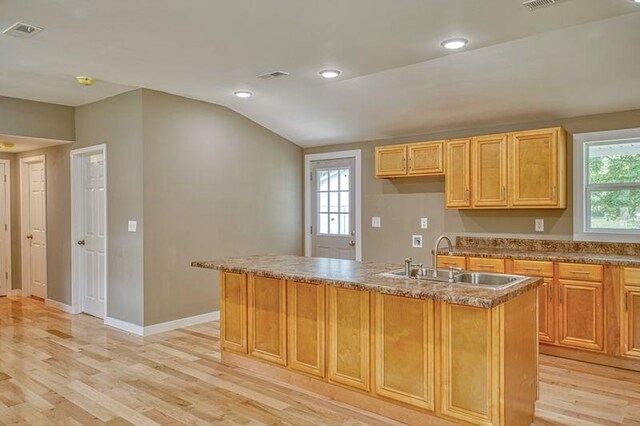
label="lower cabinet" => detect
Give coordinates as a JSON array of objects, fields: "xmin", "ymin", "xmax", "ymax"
[
  {"xmin": 558, "ymin": 279, "xmax": 604, "ymax": 351},
  {"xmin": 373, "ymin": 294, "xmax": 434, "ymax": 410},
  {"xmin": 220, "ymin": 271, "xmax": 248, "ymax": 353},
  {"xmin": 537, "ymin": 279, "xmax": 555, "ymax": 344},
  {"xmin": 624, "ymin": 287, "xmax": 640, "ymax": 358},
  {"xmin": 287, "ymin": 281, "xmax": 326, "ymax": 377},
  {"xmin": 327, "ymin": 287, "xmax": 371, "ymax": 391},
  {"xmin": 248, "ymin": 275, "xmax": 287, "ymax": 365}
]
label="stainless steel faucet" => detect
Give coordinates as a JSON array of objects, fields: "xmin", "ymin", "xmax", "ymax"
[{"xmin": 432, "ymin": 235, "xmax": 453, "ymax": 278}]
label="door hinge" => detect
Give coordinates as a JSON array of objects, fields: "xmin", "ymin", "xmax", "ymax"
[
  {"xmin": 5, "ymin": 272, "xmax": 7, "ymax": 280},
  {"xmin": 310, "ymin": 171, "xmax": 313, "ymax": 180},
  {"xmin": 3, "ymin": 175, "xmax": 5, "ymax": 183},
  {"xmin": 310, "ymin": 225, "xmax": 313, "ymax": 235},
  {"xmin": 4, "ymin": 224, "xmax": 6, "ymax": 231}
]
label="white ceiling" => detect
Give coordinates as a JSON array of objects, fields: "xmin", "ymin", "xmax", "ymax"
[{"xmin": 1, "ymin": 0, "xmax": 639, "ymax": 147}]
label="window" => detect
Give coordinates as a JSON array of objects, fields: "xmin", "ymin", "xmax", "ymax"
[
  {"xmin": 574, "ymin": 128, "xmax": 640, "ymax": 242},
  {"xmin": 317, "ymin": 168, "xmax": 350, "ymax": 235}
]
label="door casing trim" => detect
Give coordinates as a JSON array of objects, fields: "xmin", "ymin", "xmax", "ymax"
[
  {"xmin": 70, "ymin": 144, "xmax": 108, "ymax": 318},
  {"xmin": 0, "ymin": 159, "xmax": 11, "ymax": 297},
  {"xmin": 304, "ymin": 150, "xmax": 362, "ymax": 261}
]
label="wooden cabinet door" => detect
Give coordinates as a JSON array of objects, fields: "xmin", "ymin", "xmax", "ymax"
[
  {"xmin": 445, "ymin": 139, "xmax": 471, "ymax": 208},
  {"xmin": 375, "ymin": 145, "xmax": 407, "ymax": 177},
  {"xmin": 538, "ymin": 279, "xmax": 555, "ymax": 343},
  {"xmin": 287, "ymin": 281, "xmax": 325, "ymax": 377},
  {"xmin": 472, "ymin": 134, "xmax": 508, "ymax": 208},
  {"xmin": 510, "ymin": 128, "xmax": 565, "ymax": 208},
  {"xmin": 248, "ymin": 275, "xmax": 287, "ymax": 365},
  {"xmin": 440, "ymin": 303, "xmax": 498, "ymax": 425},
  {"xmin": 327, "ymin": 287, "xmax": 370, "ymax": 391},
  {"xmin": 374, "ymin": 294, "xmax": 434, "ymax": 410},
  {"xmin": 558, "ymin": 279, "xmax": 604, "ymax": 351},
  {"xmin": 220, "ymin": 271, "xmax": 247, "ymax": 353},
  {"xmin": 623, "ymin": 287, "xmax": 640, "ymax": 358},
  {"xmin": 408, "ymin": 141, "xmax": 444, "ymax": 176}
]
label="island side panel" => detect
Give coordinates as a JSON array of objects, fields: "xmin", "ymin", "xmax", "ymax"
[
  {"xmin": 248, "ymin": 275, "xmax": 287, "ymax": 365},
  {"xmin": 220, "ymin": 271, "xmax": 248, "ymax": 353}
]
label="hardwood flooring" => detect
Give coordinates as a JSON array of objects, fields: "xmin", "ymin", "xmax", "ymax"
[{"xmin": 0, "ymin": 296, "xmax": 639, "ymax": 425}]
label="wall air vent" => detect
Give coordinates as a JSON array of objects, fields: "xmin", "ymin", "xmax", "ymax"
[
  {"xmin": 257, "ymin": 71, "xmax": 290, "ymax": 80},
  {"xmin": 2, "ymin": 22, "xmax": 43, "ymax": 38},
  {"xmin": 523, "ymin": 0, "xmax": 570, "ymax": 11}
]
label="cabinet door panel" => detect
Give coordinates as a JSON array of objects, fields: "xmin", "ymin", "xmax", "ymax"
[
  {"xmin": 374, "ymin": 294, "xmax": 434, "ymax": 410},
  {"xmin": 624, "ymin": 288, "xmax": 640, "ymax": 358},
  {"xmin": 437, "ymin": 255, "xmax": 466, "ymax": 269},
  {"xmin": 328, "ymin": 287, "xmax": 370, "ymax": 391},
  {"xmin": 408, "ymin": 141, "xmax": 444, "ymax": 176},
  {"xmin": 287, "ymin": 281, "xmax": 325, "ymax": 377},
  {"xmin": 445, "ymin": 139, "xmax": 471, "ymax": 208},
  {"xmin": 248, "ymin": 275, "xmax": 287, "ymax": 365},
  {"xmin": 375, "ymin": 146, "xmax": 407, "ymax": 177},
  {"xmin": 538, "ymin": 279, "xmax": 555, "ymax": 343},
  {"xmin": 558, "ymin": 279, "xmax": 604, "ymax": 351},
  {"xmin": 220, "ymin": 272, "xmax": 247, "ymax": 353},
  {"xmin": 472, "ymin": 134, "xmax": 508, "ymax": 208}
]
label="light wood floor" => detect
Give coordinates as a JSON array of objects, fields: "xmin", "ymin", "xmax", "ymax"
[{"xmin": 1, "ymin": 297, "xmax": 639, "ymax": 426}]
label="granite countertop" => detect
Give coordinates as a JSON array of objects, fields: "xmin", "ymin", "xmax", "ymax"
[{"xmin": 192, "ymin": 255, "xmax": 541, "ymax": 309}]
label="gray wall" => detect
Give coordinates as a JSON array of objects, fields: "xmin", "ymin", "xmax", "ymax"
[
  {"xmin": 305, "ymin": 108, "xmax": 640, "ymax": 265},
  {"xmin": 141, "ymin": 90, "xmax": 303, "ymax": 326}
]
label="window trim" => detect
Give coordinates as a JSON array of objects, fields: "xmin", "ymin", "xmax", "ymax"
[{"xmin": 573, "ymin": 127, "xmax": 640, "ymax": 242}]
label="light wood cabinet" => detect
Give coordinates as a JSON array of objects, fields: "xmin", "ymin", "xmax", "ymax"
[
  {"xmin": 248, "ymin": 275, "xmax": 287, "ymax": 365},
  {"xmin": 558, "ymin": 279, "xmax": 604, "ymax": 351},
  {"xmin": 472, "ymin": 134, "xmax": 508, "ymax": 208},
  {"xmin": 437, "ymin": 255, "xmax": 466, "ymax": 269},
  {"xmin": 375, "ymin": 145, "xmax": 407, "ymax": 177},
  {"xmin": 220, "ymin": 271, "xmax": 248, "ymax": 354},
  {"xmin": 623, "ymin": 268, "xmax": 640, "ymax": 359},
  {"xmin": 327, "ymin": 287, "xmax": 371, "ymax": 391},
  {"xmin": 445, "ymin": 139, "xmax": 471, "ymax": 208},
  {"xmin": 538, "ymin": 279, "xmax": 555, "ymax": 344},
  {"xmin": 408, "ymin": 141, "xmax": 444, "ymax": 176},
  {"xmin": 513, "ymin": 260, "xmax": 554, "ymax": 278},
  {"xmin": 510, "ymin": 128, "xmax": 566, "ymax": 208},
  {"xmin": 373, "ymin": 294, "xmax": 434, "ymax": 410},
  {"xmin": 558, "ymin": 262, "xmax": 603, "ymax": 282},
  {"xmin": 287, "ymin": 281, "xmax": 325, "ymax": 377},
  {"xmin": 468, "ymin": 257, "xmax": 505, "ymax": 273}
]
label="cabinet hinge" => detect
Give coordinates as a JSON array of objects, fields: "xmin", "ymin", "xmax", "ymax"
[
  {"xmin": 3, "ymin": 175, "xmax": 5, "ymax": 183},
  {"xmin": 3, "ymin": 224, "xmax": 6, "ymax": 231},
  {"xmin": 625, "ymin": 292, "xmax": 629, "ymax": 312},
  {"xmin": 5, "ymin": 272, "xmax": 7, "ymax": 280}
]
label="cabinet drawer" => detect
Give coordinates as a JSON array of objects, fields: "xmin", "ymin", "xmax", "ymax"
[
  {"xmin": 624, "ymin": 268, "xmax": 640, "ymax": 287},
  {"xmin": 513, "ymin": 260, "xmax": 554, "ymax": 278},
  {"xmin": 558, "ymin": 263, "xmax": 603, "ymax": 282},
  {"xmin": 467, "ymin": 257, "xmax": 505, "ymax": 273},
  {"xmin": 437, "ymin": 255, "xmax": 466, "ymax": 269}
]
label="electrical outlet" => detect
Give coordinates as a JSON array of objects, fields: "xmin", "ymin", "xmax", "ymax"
[
  {"xmin": 535, "ymin": 219, "xmax": 544, "ymax": 232},
  {"xmin": 412, "ymin": 235, "xmax": 423, "ymax": 248},
  {"xmin": 128, "ymin": 220, "xmax": 137, "ymax": 232},
  {"xmin": 420, "ymin": 218, "xmax": 429, "ymax": 229},
  {"xmin": 372, "ymin": 217, "xmax": 381, "ymax": 228}
]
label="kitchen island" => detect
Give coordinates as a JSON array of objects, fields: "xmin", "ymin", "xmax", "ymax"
[{"xmin": 193, "ymin": 255, "xmax": 542, "ymax": 426}]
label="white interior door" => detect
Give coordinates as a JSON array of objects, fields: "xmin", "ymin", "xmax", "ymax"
[
  {"xmin": 311, "ymin": 158, "xmax": 356, "ymax": 260},
  {"xmin": 25, "ymin": 159, "xmax": 47, "ymax": 299},
  {"xmin": 78, "ymin": 153, "xmax": 106, "ymax": 318},
  {"xmin": 0, "ymin": 161, "xmax": 8, "ymax": 297}
]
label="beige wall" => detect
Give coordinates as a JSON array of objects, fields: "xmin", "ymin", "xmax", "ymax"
[
  {"xmin": 305, "ymin": 108, "xmax": 640, "ymax": 265},
  {"xmin": 141, "ymin": 90, "xmax": 303, "ymax": 326}
]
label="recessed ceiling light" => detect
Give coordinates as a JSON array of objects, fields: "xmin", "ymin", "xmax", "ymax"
[
  {"xmin": 633, "ymin": 0, "xmax": 640, "ymax": 4},
  {"xmin": 2, "ymin": 22, "xmax": 43, "ymax": 38},
  {"xmin": 234, "ymin": 90, "xmax": 252, "ymax": 98},
  {"xmin": 319, "ymin": 69, "xmax": 341, "ymax": 79},
  {"xmin": 441, "ymin": 38, "xmax": 468, "ymax": 50},
  {"xmin": 76, "ymin": 76, "xmax": 94, "ymax": 86}
]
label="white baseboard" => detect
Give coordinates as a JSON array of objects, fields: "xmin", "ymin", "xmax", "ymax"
[
  {"xmin": 105, "ymin": 316, "xmax": 145, "ymax": 336},
  {"xmin": 9, "ymin": 289, "xmax": 22, "ymax": 296},
  {"xmin": 143, "ymin": 311, "xmax": 220, "ymax": 336},
  {"xmin": 45, "ymin": 298, "xmax": 75, "ymax": 313}
]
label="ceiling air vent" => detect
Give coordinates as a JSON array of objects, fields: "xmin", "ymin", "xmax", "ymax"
[
  {"xmin": 523, "ymin": 0, "xmax": 570, "ymax": 11},
  {"xmin": 2, "ymin": 22, "xmax": 43, "ymax": 38},
  {"xmin": 257, "ymin": 71, "xmax": 290, "ymax": 80}
]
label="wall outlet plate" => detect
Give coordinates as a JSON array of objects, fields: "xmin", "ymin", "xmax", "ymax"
[
  {"xmin": 412, "ymin": 235, "xmax": 423, "ymax": 248},
  {"xmin": 535, "ymin": 219, "xmax": 544, "ymax": 232},
  {"xmin": 128, "ymin": 220, "xmax": 137, "ymax": 232},
  {"xmin": 421, "ymin": 218, "xmax": 428, "ymax": 229},
  {"xmin": 372, "ymin": 217, "xmax": 381, "ymax": 228}
]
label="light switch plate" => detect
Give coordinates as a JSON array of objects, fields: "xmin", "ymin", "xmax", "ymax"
[
  {"xmin": 128, "ymin": 220, "xmax": 137, "ymax": 232},
  {"xmin": 372, "ymin": 217, "xmax": 381, "ymax": 228},
  {"xmin": 420, "ymin": 218, "xmax": 429, "ymax": 229},
  {"xmin": 535, "ymin": 219, "xmax": 544, "ymax": 232},
  {"xmin": 412, "ymin": 235, "xmax": 423, "ymax": 248}
]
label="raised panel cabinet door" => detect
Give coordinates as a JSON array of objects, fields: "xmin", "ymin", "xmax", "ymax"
[
  {"xmin": 445, "ymin": 139, "xmax": 471, "ymax": 208},
  {"xmin": 374, "ymin": 294, "xmax": 434, "ymax": 410},
  {"xmin": 408, "ymin": 141, "xmax": 444, "ymax": 176},
  {"xmin": 472, "ymin": 134, "xmax": 508, "ymax": 208},
  {"xmin": 623, "ymin": 287, "xmax": 640, "ymax": 358},
  {"xmin": 440, "ymin": 303, "xmax": 498, "ymax": 425},
  {"xmin": 375, "ymin": 145, "xmax": 407, "ymax": 177},
  {"xmin": 327, "ymin": 287, "xmax": 370, "ymax": 391},
  {"xmin": 558, "ymin": 279, "xmax": 604, "ymax": 351},
  {"xmin": 287, "ymin": 281, "xmax": 325, "ymax": 377},
  {"xmin": 538, "ymin": 279, "xmax": 555, "ymax": 344},
  {"xmin": 248, "ymin": 275, "xmax": 287, "ymax": 365},
  {"xmin": 510, "ymin": 128, "xmax": 566, "ymax": 208},
  {"xmin": 220, "ymin": 271, "xmax": 248, "ymax": 353}
]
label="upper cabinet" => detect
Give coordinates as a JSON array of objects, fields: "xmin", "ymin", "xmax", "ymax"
[
  {"xmin": 472, "ymin": 134, "xmax": 508, "ymax": 208},
  {"xmin": 375, "ymin": 141, "xmax": 444, "ymax": 178},
  {"xmin": 445, "ymin": 139, "xmax": 471, "ymax": 208}
]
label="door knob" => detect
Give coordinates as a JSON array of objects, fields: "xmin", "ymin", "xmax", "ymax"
[
  {"xmin": 77, "ymin": 240, "xmax": 86, "ymax": 246},
  {"xmin": 26, "ymin": 234, "xmax": 33, "ymax": 240},
  {"xmin": 349, "ymin": 240, "xmax": 356, "ymax": 247}
]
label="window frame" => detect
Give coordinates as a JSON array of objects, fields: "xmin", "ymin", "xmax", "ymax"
[{"xmin": 574, "ymin": 128, "xmax": 640, "ymax": 242}]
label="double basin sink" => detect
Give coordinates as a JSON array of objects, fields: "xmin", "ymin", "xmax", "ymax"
[{"xmin": 384, "ymin": 267, "xmax": 528, "ymax": 290}]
